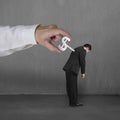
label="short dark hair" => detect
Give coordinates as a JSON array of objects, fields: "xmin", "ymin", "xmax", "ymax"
[{"xmin": 83, "ymin": 44, "xmax": 92, "ymax": 50}]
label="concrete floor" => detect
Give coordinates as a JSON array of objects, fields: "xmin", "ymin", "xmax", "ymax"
[{"xmin": 0, "ymin": 95, "xmax": 120, "ymax": 120}]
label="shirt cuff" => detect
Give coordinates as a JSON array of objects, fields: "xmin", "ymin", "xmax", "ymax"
[{"xmin": 21, "ymin": 24, "xmax": 39, "ymax": 45}]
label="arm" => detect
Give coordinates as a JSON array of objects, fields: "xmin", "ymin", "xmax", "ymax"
[
  {"xmin": 0, "ymin": 24, "xmax": 71, "ymax": 57},
  {"xmin": 0, "ymin": 25, "xmax": 37, "ymax": 56},
  {"xmin": 80, "ymin": 51, "xmax": 86, "ymax": 78}
]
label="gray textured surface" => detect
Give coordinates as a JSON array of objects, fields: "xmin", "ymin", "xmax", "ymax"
[
  {"xmin": 0, "ymin": 95, "xmax": 120, "ymax": 120},
  {"xmin": 0, "ymin": 0, "xmax": 120, "ymax": 94}
]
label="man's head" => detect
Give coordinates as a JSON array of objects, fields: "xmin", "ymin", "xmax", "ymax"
[{"xmin": 83, "ymin": 44, "xmax": 92, "ymax": 53}]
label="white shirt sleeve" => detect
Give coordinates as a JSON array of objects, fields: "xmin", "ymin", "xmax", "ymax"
[{"xmin": 0, "ymin": 25, "xmax": 38, "ymax": 57}]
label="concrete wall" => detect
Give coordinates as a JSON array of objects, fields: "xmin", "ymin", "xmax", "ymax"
[{"xmin": 0, "ymin": 0, "xmax": 120, "ymax": 95}]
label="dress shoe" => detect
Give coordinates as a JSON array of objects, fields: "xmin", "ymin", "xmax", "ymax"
[{"xmin": 69, "ymin": 103, "xmax": 84, "ymax": 107}]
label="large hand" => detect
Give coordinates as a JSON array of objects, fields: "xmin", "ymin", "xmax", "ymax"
[{"xmin": 35, "ymin": 24, "xmax": 71, "ymax": 53}]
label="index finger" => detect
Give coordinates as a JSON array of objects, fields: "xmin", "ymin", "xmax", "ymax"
[{"xmin": 54, "ymin": 28, "xmax": 72, "ymax": 40}]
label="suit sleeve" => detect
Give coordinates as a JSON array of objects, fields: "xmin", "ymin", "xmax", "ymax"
[
  {"xmin": 0, "ymin": 25, "xmax": 38, "ymax": 57},
  {"xmin": 79, "ymin": 51, "xmax": 86, "ymax": 74}
]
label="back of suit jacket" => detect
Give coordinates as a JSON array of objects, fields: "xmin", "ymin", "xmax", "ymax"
[{"xmin": 63, "ymin": 46, "xmax": 86, "ymax": 75}]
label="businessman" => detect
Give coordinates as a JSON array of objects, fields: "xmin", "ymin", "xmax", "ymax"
[
  {"xmin": 63, "ymin": 44, "xmax": 92, "ymax": 107},
  {"xmin": 0, "ymin": 24, "xmax": 71, "ymax": 57}
]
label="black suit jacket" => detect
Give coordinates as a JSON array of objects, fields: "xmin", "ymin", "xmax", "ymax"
[{"xmin": 63, "ymin": 46, "xmax": 86, "ymax": 75}]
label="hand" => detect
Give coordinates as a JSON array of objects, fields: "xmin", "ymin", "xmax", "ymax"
[
  {"xmin": 35, "ymin": 24, "xmax": 71, "ymax": 53},
  {"xmin": 81, "ymin": 74, "xmax": 85, "ymax": 79}
]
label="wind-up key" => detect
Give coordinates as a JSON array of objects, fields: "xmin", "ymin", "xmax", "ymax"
[{"xmin": 58, "ymin": 37, "xmax": 75, "ymax": 52}]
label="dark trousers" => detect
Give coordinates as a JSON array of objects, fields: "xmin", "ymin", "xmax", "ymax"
[{"xmin": 65, "ymin": 71, "xmax": 78, "ymax": 105}]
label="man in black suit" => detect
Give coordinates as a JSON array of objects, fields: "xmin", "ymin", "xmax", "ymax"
[{"xmin": 63, "ymin": 44, "xmax": 92, "ymax": 107}]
